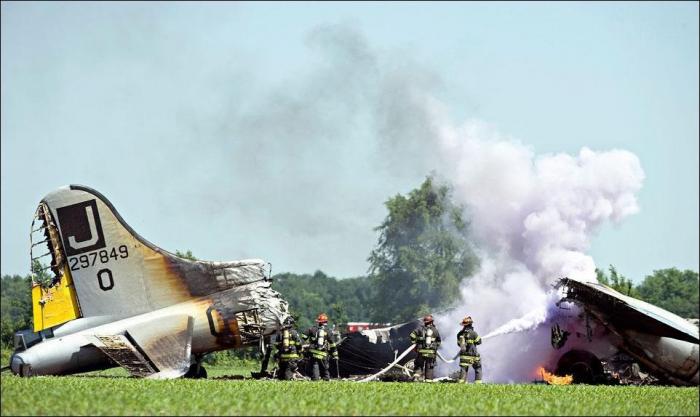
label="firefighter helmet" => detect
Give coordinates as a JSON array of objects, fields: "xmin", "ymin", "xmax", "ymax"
[
  {"xmin": 423, "ymin": 314, "xmax": 434, "ymax": 324},
  {"xmin": 283, "ymin": 316, "xmax": 295, "ymax": 327},
  {"xmin": 461, "ymin": 316, "xmax": 473, "ymax": 326},
  {"xmin": 316, "ymin": 313, "xmax": 328, "ymax": 324}
]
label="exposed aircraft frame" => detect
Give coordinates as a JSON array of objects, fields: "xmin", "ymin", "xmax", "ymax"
[
  {"xmin": 7, "ymin": 185, "xmax": 697, "ymax": 385},
  {"xmin": 553, "ymin": 277, "xmax": 699, "ymax": 386},
  {"xmin": 10, "ymin": 185, "xmax": 291, "ymax": 379},
  {"xmin": 330, "ymin": 278, "xmax": 698, "ymax": 385}
]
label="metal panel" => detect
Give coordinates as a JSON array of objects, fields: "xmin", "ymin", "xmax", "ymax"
[
  {"xmin": 91, "ymin": 335, "xmax": 156, "ymax": 377},
  {"xmin": 127, "ymin": 315, "xmax": 193, "ymax": 379},
  {"xmin": 32, "ymin": 265, "xmax": 81, "ymax": 331}
]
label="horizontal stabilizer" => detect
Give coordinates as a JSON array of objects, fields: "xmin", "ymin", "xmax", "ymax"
[
  {"xmin": 128, "ymin": 315, "xmax": 194, "ymax": 379},
  {"xmin": 89, "ymin": 315, "xmax": 193, "ymax": 379},
  {"xmin": 90, "ymin": 335, "xmax": 157, "ymax": 377}
]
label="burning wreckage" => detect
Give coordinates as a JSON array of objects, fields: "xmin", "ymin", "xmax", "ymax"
[
  {"xmin": 274, "ymin": 277, "xmax": 698, "ymax": 386},
  {"xmin": 550, "ymin": 278, "xmax": 698, "ymax": 386},
  {"xmin": 5, "ymin": 185, "xmax": 698, "ymax": 386},
  {"xmin": 7, "ymin": 185, "xmax": 290, "ymax": 379}
]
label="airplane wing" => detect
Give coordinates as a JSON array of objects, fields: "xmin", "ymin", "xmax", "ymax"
[
  {"xmin": 89, "ymin": 315, "xmax": 194, "ymax": 378},
  {"xmin": 557, "ymin": 278, "xmax": 699, "ymax": 344}
]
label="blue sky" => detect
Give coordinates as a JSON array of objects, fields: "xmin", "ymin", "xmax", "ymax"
[{"xmin": 2, "ymin": 2, "xmax": 698, "ymax": 281}]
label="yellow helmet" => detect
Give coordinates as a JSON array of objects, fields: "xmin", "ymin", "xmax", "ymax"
[{"xmin": 461, "ymin": 316, "xmax": 473, "ymax": 326}]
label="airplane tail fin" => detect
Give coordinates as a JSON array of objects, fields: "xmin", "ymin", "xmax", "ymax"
[{"xmin": 31, "ymin": 185, "xmax": 272, "ymax": 330}]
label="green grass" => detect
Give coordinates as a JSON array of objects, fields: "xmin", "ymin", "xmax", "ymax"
[
  {"xmin": 1, "ymin": 346, "xmax": 12, "ymax": 366},
  {"xmin": 1, "ymin": 366, "xmax": 698, "ymax": 416},
  {"xmin": 77, "ymin": 362, "xmax": 259, "ymax": 378}
]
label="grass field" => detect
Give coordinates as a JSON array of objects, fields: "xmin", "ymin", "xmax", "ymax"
[{"xmin": 1, "ymin": 365, "xmax": 698, "ymax": 416}]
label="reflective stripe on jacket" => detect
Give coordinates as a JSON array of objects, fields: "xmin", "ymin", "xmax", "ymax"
[
  {"xmin": 457, "ymin": 326, "xmax": 481, "ymax": 357},
  {"xmin": 459, "ymin": 354, "xmax": 480, "ymax": 366},
  {"xmin": 410, "ymin": 325, "xmax": 442, "ymax": 351},
  {"xmin": 303, "ymin": 325, "xmax": 339, "ymax": 359},
  {"xmin": 276, "ymin": 328, "xmax": 303, "ymax": 361},
  {"xmin": 417, "ymin": 348, "xmax": 437, "ymax": 358},
  {"xmin": 280, "ymin": 352, "xmax": 301, "ymax": 361},
  {"xmin": 308, "ymin": 348, "xmax": 328, "ymax": 359}
]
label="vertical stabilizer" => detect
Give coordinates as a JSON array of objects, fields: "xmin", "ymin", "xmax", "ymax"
[{"xmin": 35, "ymin": 185, "xmax": 273, "ymax": 323}]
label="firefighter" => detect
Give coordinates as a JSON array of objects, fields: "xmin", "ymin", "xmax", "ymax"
[
  {"xmin": 302, "ymin": 313, "xmax": 339, "ymax": 381},
  {"xmin": 410, "ymin": 314, "xmax": 441, "ymax": 381},
  {"xmin": 274, "ymin": 316, "xmax": 303, "ymax": 380},
  {"xmin": 457, "ymin": 315, "xmax": 483, "ymax": 383}
]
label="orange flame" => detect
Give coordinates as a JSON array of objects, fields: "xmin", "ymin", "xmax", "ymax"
[{"xmin": 537, "ymin": 366, "xmax": 573, "ymax": 385}]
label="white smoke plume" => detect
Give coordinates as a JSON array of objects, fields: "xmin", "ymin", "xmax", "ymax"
[
  {"xmin": 422, "ymin": 99, "xmax": 646, "ymax": 381},
  {"xmin": 482, "ymin": 300, "xmax": 550, "ymax": 340},
  {"xmin": 197, "ymin": 24, "xmax": 646, "ymax": 381}
]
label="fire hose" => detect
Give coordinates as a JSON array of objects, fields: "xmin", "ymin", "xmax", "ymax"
[
  {"xmin": 357, "ymin": 345, "xmax": 469, "ymax": 382},
  {"xmin": 357, "ymin": 344, "xmax": 417, "ymax": 382},
  {"xmin": 437, "ymin": 351, "xmax": 460, "ymax": 364}
]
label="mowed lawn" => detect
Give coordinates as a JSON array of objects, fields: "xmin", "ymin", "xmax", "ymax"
[{"xmin": 2, "ymin": 366, "xmax": 698, "ymax": 416}]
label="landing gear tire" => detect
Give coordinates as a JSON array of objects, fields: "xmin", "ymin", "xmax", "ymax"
[
  {"xmin": 556, "ymin": 350, "xmax": 604, "ymax": 384},
  {"xmin": 184, "ymin": 363, "xmax": 207, "ymax": 379}
]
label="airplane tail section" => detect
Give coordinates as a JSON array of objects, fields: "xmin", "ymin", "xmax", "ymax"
[{"xmin": 32, "ymin": 185, "xmax": 275, "ymax": 330}]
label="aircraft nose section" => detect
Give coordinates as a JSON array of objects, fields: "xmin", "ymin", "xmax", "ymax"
[
  {"xmin": 10, "ymin": 352, "xmax": 23, "ymax": 374},
  {"xmin": 10, "ymin": 352, "xmax": 32, "ymax": 377}
]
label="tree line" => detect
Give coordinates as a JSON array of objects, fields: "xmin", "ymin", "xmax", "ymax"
[{"xmin": 595, "ymin": 265, "xmax": 698, "ymax": 318}]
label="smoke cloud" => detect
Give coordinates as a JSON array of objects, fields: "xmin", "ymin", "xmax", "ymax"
[
  {"xmin": 264, "ymin": 24, "xmax": 646, "ymax": 381},
  {"xmin": 198, "ymin": 24, "xmax": 646, "ymax": 381},
  {"xmin": 425, "ymin": 91, "xmax": 645, "ymax": 382}
]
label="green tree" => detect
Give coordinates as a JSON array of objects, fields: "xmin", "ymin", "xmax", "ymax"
[
  {"xmin": 272, "ymin": 271, "xmax": 373, "ymax": 331},
  {"xmin": 2, "ymin": 261, "xmax": 55, "ymax": 347},
  {"xmin": 1, "ymin": 274, "xmax": 33, "ymax": 346},
  {"xmin": 636, "ymin": 268, "xmax": 699, "ymax": 318},
  {"xmin": 596, "ymin": 265, "xmax": 638, "ymax": 297},
  {"xmin": 367, "ymin": 176, "xmax": 478, "ymax": 322},
  {"xmin": 175, "ymin": 250, "xmax": 198, "ymax": 261},
  {"xmin": 31, "ymin": 259, "xmax": 53, "ymax": 287}
]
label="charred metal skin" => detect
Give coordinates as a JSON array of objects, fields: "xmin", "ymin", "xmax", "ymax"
[
  {"xmin": 11, "ymin": 185, "xmax": 290, "ymax": 379},
  {"xmin": 11, "ymin": 286, "xmax": 283, "ymax": 377},
  {"xmin": 336, "ymin": 320, "xmax": 421, "ymax": 378},
  {"xmin": 556, "ymin": 277, "xmax": 699, "ymax": 386}
]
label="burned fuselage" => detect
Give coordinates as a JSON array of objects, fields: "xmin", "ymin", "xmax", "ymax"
[
  {"xmin": 10, "ymin": 185, "xmax": 290, "ymax": 379},
  {"xmin": 336, "ymin": 320, "xmax": 421, "ymax": 378},
  {"xmin": 552, "ymin": 277, "xmax": 699, "ymax": 386},
  {"xmin": 329, "ymin": 278, "xmax": 698, "ymax": 386}
]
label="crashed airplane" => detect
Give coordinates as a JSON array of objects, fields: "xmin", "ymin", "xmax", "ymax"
[
  {"xmin": 551, "ymin": 277, "xmax": 698, "ymax": 386},
  {"xmin": 334, "ymin": 278, "xmax": 699, "ymax": 385},
  {"xmin": 6, "ymin": 184, "xmax": 697, "ymax": 385},
  {"xmin": 9, "ymin": 185, "xmax": 290, "ymax": 379}
]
